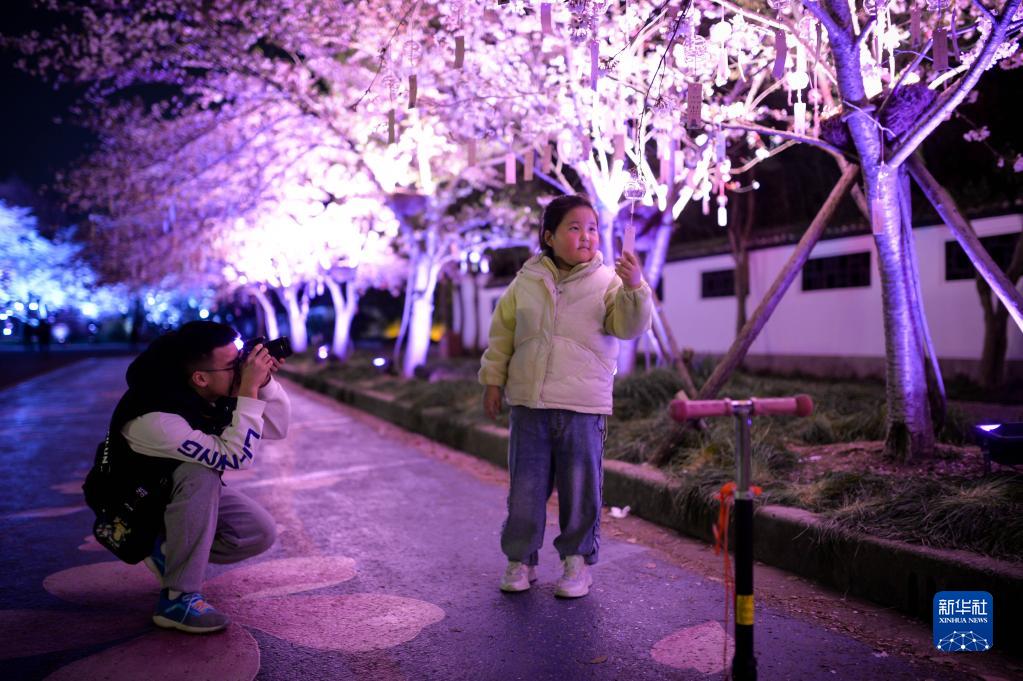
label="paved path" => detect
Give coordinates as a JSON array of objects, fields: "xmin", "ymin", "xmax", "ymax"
[{"xmin": 0, "ymin": 359, "xmax": 1009, "ymax": 680}]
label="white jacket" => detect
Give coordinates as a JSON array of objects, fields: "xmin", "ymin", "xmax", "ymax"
[
  {"xmin": 122, "ymin": 378, "xmax": 291, "ymax": 473},
  {"xmin": 479, "ymin": 252, "xmax": 652, "ymax": 415}
]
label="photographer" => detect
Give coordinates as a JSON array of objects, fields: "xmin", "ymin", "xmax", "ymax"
[{"xmin": 108, "ymin": 321, "xmax": 290, "ymax": 634}]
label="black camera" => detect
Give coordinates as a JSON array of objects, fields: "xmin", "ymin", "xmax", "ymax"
[{"xmin": 240, "ymin": 336, "xmax": 293, "ymax": 362}]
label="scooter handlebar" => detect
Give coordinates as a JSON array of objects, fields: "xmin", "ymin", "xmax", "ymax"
[{"xmin": 669, "ymin": 394, "xmax": 813, "ymax": 422}]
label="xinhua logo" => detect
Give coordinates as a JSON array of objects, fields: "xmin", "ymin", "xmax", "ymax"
[{"xmin": 933, "ymin": 591, "xmax": 994, "ymax": 652}]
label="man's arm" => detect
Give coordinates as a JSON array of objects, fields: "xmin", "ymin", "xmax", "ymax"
[
  {"xmin": 257, "ymin": 377, "xmax": 290, "ymax": 440},
  {"xmin": 123, "ymin": 397, "xmax": 269, "ymax": 473}
]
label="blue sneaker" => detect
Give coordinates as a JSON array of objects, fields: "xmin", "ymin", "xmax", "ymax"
[
  {"xmin": 152, "ymin": 589, "xmax": 230, "ymax": 634},
  {"xmin": 143, "ymin": 537, "xmax": 165, "ymax": 581}
]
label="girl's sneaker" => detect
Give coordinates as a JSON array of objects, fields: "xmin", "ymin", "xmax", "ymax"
[
  {"xmin": 500, "ymin": 561, "xmax": 538, "ymax": 592},
  {"xmin": 554, "ymin": 555, "xmax": 592, "ymax": 598},
  {"xmin": 152, "ymin": 589, "xmax": 230, "ymax": 634}
]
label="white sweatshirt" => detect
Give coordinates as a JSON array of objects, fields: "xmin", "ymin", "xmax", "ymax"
[{"xmin": 121, "ymin": 378, "xmax": 291, "ymax": 473}]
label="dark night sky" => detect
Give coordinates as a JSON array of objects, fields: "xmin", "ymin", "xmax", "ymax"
[{"xmin": 0, "ymin": 0, "xmax": 92, "ymax": 227}]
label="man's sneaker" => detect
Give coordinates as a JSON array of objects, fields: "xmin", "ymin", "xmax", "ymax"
[
  {"xmin": 554, "ymin": 555, "xmax": 592, "ymax": 598},
  {"xmin": 152, "ymin": 589, "xmax": 230, "ymax": 634},
  {"xmin": 143, "ymin": 538, "xmax": 165, "ymax": 581},
  {"xmin": 499, "ymin": 561, "xmax": 538, "ymax": 592}
]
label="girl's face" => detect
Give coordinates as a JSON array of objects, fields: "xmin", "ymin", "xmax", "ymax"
[{"xmin": 545, "ymin": 206, "xmax": 599, "ymax": 269}]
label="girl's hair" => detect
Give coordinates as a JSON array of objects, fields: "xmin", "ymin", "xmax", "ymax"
[{"xmin": 539, "ymin": 194, "xmax": 597, "ymax": 259}]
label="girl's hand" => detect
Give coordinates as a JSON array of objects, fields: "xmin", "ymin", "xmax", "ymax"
[
  {"xmin": 615, "ymin": 251, "xmax": 644, "ymax": 290},
  {"xmin": 483, "ymin": 385, "xmax": 503, "ymax": 420}
]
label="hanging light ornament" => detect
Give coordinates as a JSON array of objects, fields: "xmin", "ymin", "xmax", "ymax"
[
  {"xmin": 728, "ymin": 15, "xmax": 759, "ymax": 81},
  {"xmin": 708, "ymin": 20, "xmax": 732, "ymax": 87},
  {"xmin": 927, "ymin": 0, "xmax": 951, "ymax": 11},
  {"xmin": 767, "ymin": 0, "xmax": 791, "ymax": 13}
]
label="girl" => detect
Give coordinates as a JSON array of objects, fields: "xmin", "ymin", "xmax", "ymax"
[{"xmin": 479, "ymin": 194, "xmax": 652, "ymax": 598}]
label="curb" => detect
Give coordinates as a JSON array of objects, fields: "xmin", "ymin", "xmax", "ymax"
[{"xmin": 283, "ymin": 367, "xmax": 1023, "ymax": 649}]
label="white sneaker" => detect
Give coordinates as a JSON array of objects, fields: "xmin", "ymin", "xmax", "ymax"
[
  {"xmin": 500, "ymin": 561, "xmax": 538, "ymax": 592},
  {"xmin": 554, "ymin": 555, "xmax": 592, "ymax": 598}
]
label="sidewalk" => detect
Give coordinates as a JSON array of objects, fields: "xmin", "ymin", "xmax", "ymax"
[
  {"xmin": 0, "ymin": 359, "xmax": 1017, "ymax": 680},
  {"xmin": 280, "ymin": 364, "xmax": 1023, "ymax": 662}
]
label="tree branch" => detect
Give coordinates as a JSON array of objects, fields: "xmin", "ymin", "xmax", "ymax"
[
  {"xmin": 890, "ymin": 0, "xmax": 1023, "ymax": 167},
  {"xmin": 719, "ymin": 121, "xmax": 847, "ymax": 159}
]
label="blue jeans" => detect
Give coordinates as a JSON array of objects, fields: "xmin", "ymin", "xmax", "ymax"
[{"xmin": 501, "ymin": 406, "xmax": 606, "ymax": 566}]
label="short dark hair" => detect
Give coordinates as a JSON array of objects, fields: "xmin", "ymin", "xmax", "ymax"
[
  {"xmin": 176, "ymin": 321, "xmax": 239, "ymax": 376},
  {"xmin": 539, "ymin": 194, "xmax": 598, "ymax": 258}
]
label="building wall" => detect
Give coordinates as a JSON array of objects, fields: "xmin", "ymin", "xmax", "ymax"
[
  {"xmin": 467, "ymin": 214, "xmax": 1023, "ymax": 380},
  {"xmin": 660, "ymin": 214, "xmax": 1023, "ymax": 378}
]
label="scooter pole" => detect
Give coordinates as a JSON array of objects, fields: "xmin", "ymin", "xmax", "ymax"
[{"xmin": 668, "ymin": 394, "xmax": 813, "ymax": 681}]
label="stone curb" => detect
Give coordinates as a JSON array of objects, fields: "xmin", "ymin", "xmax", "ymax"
[{"xmin": 283, "ymin": 367, "xmax": 1023, "ymax": 649}]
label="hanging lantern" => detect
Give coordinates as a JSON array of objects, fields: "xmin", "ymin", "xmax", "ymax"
[
  {"xmin": 927, "ymin": 0, "xmax": 950, "ymax": 11},
  {"xmin": 767, "ymin": 0, "xmax": 790, "ymax": 12},
  {"xmin": 622, "ymin": 173, "xmax": 647, "ymax": 201}
]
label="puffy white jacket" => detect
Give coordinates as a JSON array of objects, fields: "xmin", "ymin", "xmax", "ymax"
[{"xmin": 479, "ymin": 252, "xmax": 653, "ymax": 415}]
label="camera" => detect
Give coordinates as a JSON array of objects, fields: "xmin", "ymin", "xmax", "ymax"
[{"xmin": 240, "ymin": 336, "xmax": 293, "ymax": 362}]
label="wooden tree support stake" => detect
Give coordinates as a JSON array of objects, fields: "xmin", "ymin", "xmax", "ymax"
[
  {"xmin": 697, "ymin": 163, "xmax": 860, "ymax": 400},
  {"xmin": 908, "ymin": 156, "xmax": 1023, "ymax": 334}
]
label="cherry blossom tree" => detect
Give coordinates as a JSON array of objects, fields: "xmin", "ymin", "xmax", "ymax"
[{"xmin": 12, "ymin": 0, "xmax": 1022, "ymax": 459}]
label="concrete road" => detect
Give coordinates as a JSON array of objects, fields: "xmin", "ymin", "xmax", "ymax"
[{"xmin": 1, "ymin": 359, "xmax": 1013, "ymax": 680}]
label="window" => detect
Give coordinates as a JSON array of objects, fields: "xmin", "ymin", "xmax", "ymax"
[
  {"xmin": 802, "ymin": 252, "xmax": 871, "ymax": 291},
  {"xmin": 945, "ymin": 233, "xmax": 1019, "ymax": 281},
  {"xmin": 701, "ymin": 268, "xmax": 735, "ymax": 298}
]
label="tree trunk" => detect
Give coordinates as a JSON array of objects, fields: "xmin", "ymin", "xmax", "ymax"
[
  {"xmin": 871, "ymin": 167, "xmax": 934, "ymax": 460},
  {"xmin": 619, "ymin": 183, "xmax": 677, "ymax": 375},
  {"xmin": 279, "ymin": 284, "xmax": 309, "ymax": 353},
  {"xmin": 898, "ymin": 166, "xmax": 946, "ymax": 432},
  {"xmin": 978, "ymin": 280, "xmax": 1010, "ymax": 388},
  {"xmin": 729, "ymin": 185, "xmax": 755, "ymax": 336},
  {"xmin": 401, "ymin": 255, "xmax": 440, "ymax": 378},
  {"xmin": 698, "ymin": 163, "xmax": 859, "ymax": 399},
  {"xmin": 323, "ymin": 276, "xmax": 358, "ymax": 360},
  {"xmin": 249, "ymin": 286, "xmax": 280, "ymax": 340},
  {"xmin": 976, "ymin": 227, "xmax": 1023, "ymax": 389}
]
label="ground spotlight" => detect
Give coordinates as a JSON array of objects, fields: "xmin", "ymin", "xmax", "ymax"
[{"xmin": 317, "ymin": 345, "xmax": 329, "ymax": 362}]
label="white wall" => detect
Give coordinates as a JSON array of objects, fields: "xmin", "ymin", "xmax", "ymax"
[{"xmin": 660, "ymin": 214, "xmax": 1023, "ymax": 362}]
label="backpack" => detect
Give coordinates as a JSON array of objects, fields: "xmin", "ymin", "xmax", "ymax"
[{"xmin": 82, "ymin": 433, "xmax": 179, "ymax": 564}]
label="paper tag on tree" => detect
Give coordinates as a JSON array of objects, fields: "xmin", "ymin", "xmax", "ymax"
[
  {"xmin": 772, "ymin": 29, "xmax": 788, "ymax": 80},
  {"xmin": 686, "ymin": 85, "xmax": 702, "ymax": 128},
  {"xmin": 541, "ymin": 138, "xmax": 553, "ymax": 173},
  {"xmin": 454, "ymin": 36, "xmax": 465, "ymax": 68},
  {"xmin": 504, "ymin": 151, "xmax": 516, "ymax": 184},
  {"xmin": 524, "ymin": 149, "xmax": 535, "ymax": 181},
  {"xmin": 408, "ymin": 74, "xmax": 418, "ymax": 108},
  {"xmin": 910, "ymin": 6, "xmax": 921, "ymax": 47},
  {"xmin": 541, "ymin": 3, "xmax": 553, "ymax": 34},
  {"xmin": 388, "ymin": 109, "xmax": 396, "ymax": 144},
  {"xmin": 623, "ymin": 223, "xmax": 636, "ymax": 254},
  {"xmin": 467, "ymin": 138, "xmax": 477, "ymax": 168},
  {"xmin": 932, "ymin": 28, "xmax": 949, "ymax": 72},
  {"xmin": 613, "ymin": 133, "xmax": 625, "ymax": 162}
]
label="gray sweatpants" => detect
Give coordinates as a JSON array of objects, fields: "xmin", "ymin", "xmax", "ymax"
[{"xmin": 162, "ymin": 462, "xmax": 276, "ymax": 593}]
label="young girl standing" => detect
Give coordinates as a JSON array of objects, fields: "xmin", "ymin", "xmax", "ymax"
[{"xmin": 479, "ymin": 194, "xmax": 652, "ymax": 598}]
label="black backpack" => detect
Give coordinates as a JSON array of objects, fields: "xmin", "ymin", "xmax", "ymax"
[{"xmin": 82, "ymin": 433, "xmax": 180, "ymax": 564}]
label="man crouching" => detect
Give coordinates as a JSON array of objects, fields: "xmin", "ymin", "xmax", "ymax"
[{"xmin": 110, "ymin": 321, "xmax": 290, "ymax": 633}]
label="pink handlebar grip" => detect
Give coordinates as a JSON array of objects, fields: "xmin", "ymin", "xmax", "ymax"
[
  {"xmin": 669, "ymin": 394, "xmax": 814, "ymax": 422},
  {"xmin": 751, "ymin": 394, "xmax": 814, "ymax": 417},
  {"xmin": 669, "ymin": 399, "xmax": 733, "ymax": 421}
]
